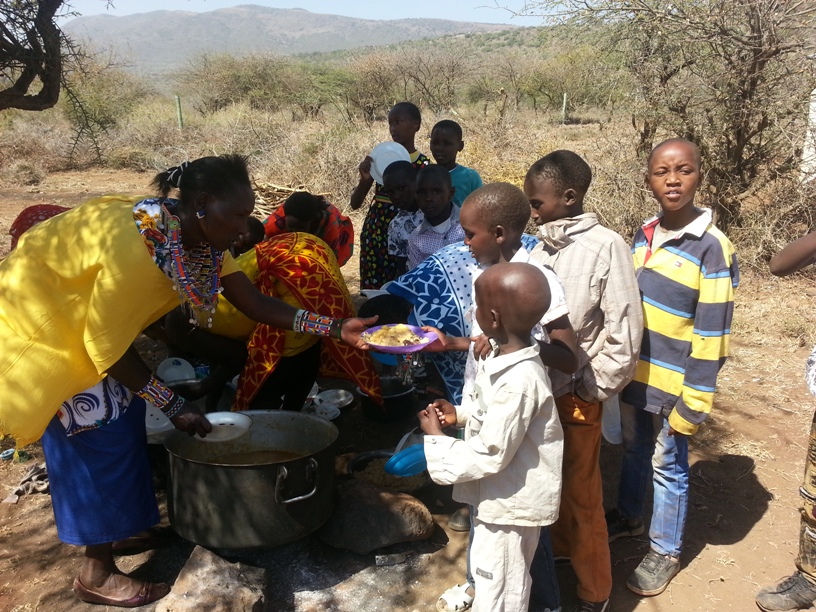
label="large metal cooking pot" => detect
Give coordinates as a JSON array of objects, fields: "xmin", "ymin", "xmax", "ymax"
[{"xmin": 164, "ymin": 410, "xmax": 337, "ymax": 549}]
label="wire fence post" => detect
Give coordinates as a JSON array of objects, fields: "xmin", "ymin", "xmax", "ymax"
[
  {"xmin": 175, "ymin": 95, "xmax": 184, "ymax": 130},
  {"xmin": 561, "ymin": 92, "xmax": 568, "ymax": 125}
]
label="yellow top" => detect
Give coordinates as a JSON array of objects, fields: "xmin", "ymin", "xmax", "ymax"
[{"xmin": 0, "ymin": 195, "xmax": 239, "ymax": 446}]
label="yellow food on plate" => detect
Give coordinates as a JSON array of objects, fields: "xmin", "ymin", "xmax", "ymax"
[{"xmin": 362, "ymin": 324, "xmax": 429, "ymax": 347}]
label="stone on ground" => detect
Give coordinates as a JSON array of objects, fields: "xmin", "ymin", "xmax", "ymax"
[
  {"xmin": 319, "ymin": 479, "xmax": 435, "ymax": 555},
  {"xmin": 155, "ymin": 545, "xmax": 265, "ymax": 611}
]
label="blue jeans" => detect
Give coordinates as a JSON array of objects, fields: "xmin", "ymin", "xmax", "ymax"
[
  {"xmin": 617, "ymin": 402, "xmax": 689, "ymax": 558},
  {"xmin": 530, "ymin": 526, "xmax": 562, "ymax": 610}
]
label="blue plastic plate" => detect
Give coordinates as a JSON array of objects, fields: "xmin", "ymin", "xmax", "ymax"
[{"xmin": 384, "ymin": 444, "xmax": 427, "ymax": 477}]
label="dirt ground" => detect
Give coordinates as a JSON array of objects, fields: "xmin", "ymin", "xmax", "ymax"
[{"xmin": 0, "ymin": 170, "xmax": 814, "ymax": 611}]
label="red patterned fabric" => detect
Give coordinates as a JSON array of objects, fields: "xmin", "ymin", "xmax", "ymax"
[
  {"xmin": 233, "ymin": 232, "xmax": 381, "ymax": 410},
  {"xmin": 9, "ymin": 205, "xmax": 71, "ymax": 249}
]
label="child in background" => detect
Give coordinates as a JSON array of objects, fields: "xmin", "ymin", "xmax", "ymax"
[
  {"xmin": 262, "ymin": 191, "xmax": 354, "ymax": 267},
  {"xmin": 607, "ymin": 138, "xmax": 738, "ymax": 597},
  {"xmin": 230, "ymin": 217, "xmax": 265, "ymax": 257},
  {"xmin": 420, "ymin": 261, "xmax": 564, "ymax": 612},
  {"xmin": 408, "ymin": 165, "xmax": 465, "ymax": 270},
  {"xmin": 427, "ymin": 183, "xmax": 579, "ymax": 612},
  {"xmin": 429, "ymin": 119, "xmax": 483, "ymax": 207},
  {"xmin": 350, "ymin": 102, "xmax": 430, "ymax": 288},
  {"xmin": 383, "ymin": 161, "xmax": 422, "ymax": 277},
  {"xmin": 8, "ymin": 204, "xmax": 71, "ymax": 250},
  {"xmin": 755, "ymin": 231, "xmax": 816, "ymax": 612},
  {"xmin": 427, "ymin": 183, "xmax": 578, "ymax": 386},
  {"xmin": 526, "ymin": 150, "xmax": 643, "ymax": 612}
]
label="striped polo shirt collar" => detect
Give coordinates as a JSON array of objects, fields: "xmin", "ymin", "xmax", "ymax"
[{"xmin": 642, "ymin": 207, "xmax": 712, "ymax": 245}]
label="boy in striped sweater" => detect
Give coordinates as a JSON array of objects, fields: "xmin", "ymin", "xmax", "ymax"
[{"xmin": 606, "ymin": 138, "xmax": 739, "ymax": 597}]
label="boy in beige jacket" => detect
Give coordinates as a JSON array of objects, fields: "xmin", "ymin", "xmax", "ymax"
[{"xmin": 526, "ymin": 150, "xmax": 643, "ymax": 612}]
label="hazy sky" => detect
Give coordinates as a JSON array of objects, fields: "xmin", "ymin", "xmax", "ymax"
[{"xmin": 62, "ymin": 1, "xmax": 544, "ymax": 26}]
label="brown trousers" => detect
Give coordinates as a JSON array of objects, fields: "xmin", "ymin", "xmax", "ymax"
[{"xmin": 550, "ymin": 393, "xmax": 613, "ymax": 602}]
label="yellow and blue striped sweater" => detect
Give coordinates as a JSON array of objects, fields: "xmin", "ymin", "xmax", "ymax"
[{"xmin": 621, "ymin": 209, "xmax": 739, "ymax": 435}]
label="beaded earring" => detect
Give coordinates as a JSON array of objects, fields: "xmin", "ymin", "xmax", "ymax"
[{"xmin": 196, "ymin": 210, "xmax": 206, "ymax": 219}]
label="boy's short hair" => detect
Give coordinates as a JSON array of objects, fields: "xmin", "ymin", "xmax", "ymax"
[
  {"xmin": 526, "ymin": 150, "xmax": 592, "ymax": 196},
  {"xmin": 431, "ymin": 119, "xmax": 463, "ymax": 140},
  {"xmin": 417, "ymin": 164, "xmax": 452, "ymax": 189},
  {"xmin": 383, "ymin": 160, "xmax": 417, "ymax": 183},
  {"xmin": 391, "ymin": 101, "xmax": 421, "ymax": 123},
  {"xmin": 478, "ymin": 262, "xmax": 551, "ymax": 332},
  {"xmin": 648, "ymin": 138, "xmax": 702, "ymax": 168},
  {"xmin": 464, "ymin": 183, "xmax": 530, "ymax": 232}
]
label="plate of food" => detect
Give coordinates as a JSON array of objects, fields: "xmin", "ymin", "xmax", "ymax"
[
  {"xmin": 349, "ymin": 450, "xmax": 430, "ymax": 492},
  {"xmin": 369, "ymin": 142, "xmax": 411, "ymax": 185},
  {"xmin": 361, "ymin": 324, "xmax": 438, "ymax": 354}
]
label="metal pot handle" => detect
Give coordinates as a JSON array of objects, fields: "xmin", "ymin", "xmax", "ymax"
[{"xmin": 274, "ymin": 458, "xmax": 319, "ymax": 505}]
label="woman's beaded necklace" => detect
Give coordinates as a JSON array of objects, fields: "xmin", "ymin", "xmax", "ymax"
[{"xmin": 162, "ymin": 203, "xmax": 222, "ymax": 327}]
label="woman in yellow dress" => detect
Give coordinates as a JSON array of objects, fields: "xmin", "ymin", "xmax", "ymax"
[{"xmin": 0, "ymin": 154, "xmax": 375, "ymax": 608}]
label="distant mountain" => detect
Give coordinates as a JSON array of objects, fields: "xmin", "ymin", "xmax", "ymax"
[{"xmin": 64, "ymin": 5, "xmax": 516, "ymax": 73}]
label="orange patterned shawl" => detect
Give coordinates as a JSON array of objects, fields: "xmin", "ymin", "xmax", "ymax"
[{"xmin": 233, "ymin": 232, "xmax": 381, "ymax": 410}]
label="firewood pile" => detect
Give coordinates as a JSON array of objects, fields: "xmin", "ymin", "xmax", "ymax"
[{"xmin": 252, "ymin": 181, "xmax": 331, "ymax": 219}]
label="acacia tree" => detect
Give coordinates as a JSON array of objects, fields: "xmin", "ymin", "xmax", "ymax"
[
  {"xmin": 343, "ymin": 53, "xmax": 400, "ymax": 123},
  {"xmin": 398, "ymin": 46, "xmax": 470, "ymax": 113},
  {"xmin": 0, "ymin": 0, "xmax": 66, "ymax": 111},
  {"xmin": 516, "ymin": 0, "xmax": 816, "ymax": 228}
]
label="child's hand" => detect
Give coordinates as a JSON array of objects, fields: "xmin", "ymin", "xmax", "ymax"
[
  {"xmin": 420, "ymin": 326, "xmax": 448, "ymax": 353},
  {"xmin": 358, "ymin": 156, "xmax": 373, "ymax": 182},
  {"xmin": 472, "ymin": 334, "xmax": 497, "ymax": 360},
  {"xmin": 418, "ymin": 405, "xmax": 444, "ymax": 436},
  {"xmin": 428, "ymin": 398, "xmax": 457, "ymax": 428}
]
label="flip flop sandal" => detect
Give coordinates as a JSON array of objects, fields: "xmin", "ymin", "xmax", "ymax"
[
  {"xmin": 3, "ymin": 466, "xmax": 50, "ymax": 503},
  {"xmin": 448, "ymin": 506, "xmax": 471, "ymax": 532},
  {"xmin": 73, "ymin": 576, "xmax": 171, "ymax": 608},
  {"xmin": 436, "ymin": 583, "xmax": 474, "ymax": 612},
  {"xmin": 19, "ymin": 462, "xmax": 47, "ymax": 484}
]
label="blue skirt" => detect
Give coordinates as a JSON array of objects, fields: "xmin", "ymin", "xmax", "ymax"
[{"xmin": 41, "ymin": 395, "xmax": 159, "ymax": 546}]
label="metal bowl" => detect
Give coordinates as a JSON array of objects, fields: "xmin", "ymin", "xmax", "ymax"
[{"xmin": 314, "ymin": 389, "xmax": 355, "ymax": 409}]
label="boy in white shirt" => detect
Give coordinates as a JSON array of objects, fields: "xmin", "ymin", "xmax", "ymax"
[
  {"xmin": 408, "ymin": 165, "xmax": 465, "ymax": 270},
  {"xmin": 421, "ymin": 261, "xmax": 564, "ymax": 612}
]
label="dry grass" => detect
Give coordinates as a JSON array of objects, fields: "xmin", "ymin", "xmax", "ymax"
[{"xmin": 0, "ymin": 100, "xmax": 809, "ymax": 270}]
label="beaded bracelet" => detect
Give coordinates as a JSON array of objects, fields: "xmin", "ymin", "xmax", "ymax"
[
  {"xmin": 331, "ymin": 318, "xmax": 344, "ymax": 340},
  {"xmin": 136, "ymin": 374, "xmax": 185, "ymax": 418},
  {"xmin": 293, "ymin": 309, "xmax": 342, "ymax": 339},
  {"xmin": 163, "ymin": 395, "xmax": 186, "ymax": 420}
]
